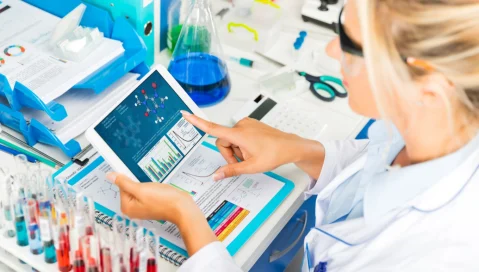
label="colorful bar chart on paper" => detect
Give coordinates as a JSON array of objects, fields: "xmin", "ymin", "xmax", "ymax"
[
  {"xmin": 138, "ymin": 136, "xmax": 183, "ymax": 182},
  {"xmin": 207, "ymin": 200, "xmax": 250, "ymax": 242},
  {"xmin": 169, "ymin": 183, "xmax": 197, "ymax": 196}
]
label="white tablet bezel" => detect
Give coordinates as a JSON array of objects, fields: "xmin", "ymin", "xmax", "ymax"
[{"xmin": 86, "ymin": 65, "xmax": 210, "ymax": 182}]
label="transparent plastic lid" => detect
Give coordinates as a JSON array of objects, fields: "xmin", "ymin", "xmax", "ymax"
[{"xmin": 50, "ymin": 4, "xmax": 86, "ymax": 46}]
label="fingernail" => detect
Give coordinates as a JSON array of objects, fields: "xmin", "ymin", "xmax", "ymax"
[
  {"xmin": 180, "ymin": 110, "xmax": 191, "ymax": 116},
  {"xmin": 106, "ymin": 172, "xmax": 117, "ymax": 184},
  {"xmin": 213, "ymin": 172, "xmax": 225, "ymax": 181}
]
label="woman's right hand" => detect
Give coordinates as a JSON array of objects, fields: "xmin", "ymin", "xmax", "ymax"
[{"xmin": 182, "ymin": 111, "xmax": 325, "ymax": 180}]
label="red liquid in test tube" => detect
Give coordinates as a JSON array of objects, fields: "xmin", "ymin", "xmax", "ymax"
[{"xmin": 147, "ymin": 258, "xmax": 157, "ymax": 272}]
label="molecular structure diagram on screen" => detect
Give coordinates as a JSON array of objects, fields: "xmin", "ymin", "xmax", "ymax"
[
  {"xmin": 134, "ymin": 81, "xmax": 168, "ymax": 125},
  {"xmin": 113, "ymin": 116, "xmax": 142, "ymax": 148},
  {"xmin": 97, "ymin": 183, "xmax": 119, "ymax": 199}
]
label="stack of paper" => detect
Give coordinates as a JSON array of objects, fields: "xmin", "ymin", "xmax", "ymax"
[
  {"xmin": 22, "ymin": 73, "xmax": 140, "ymax": 144},
  {"xmin": 0, "ymin": 0, "xmax": 125, "ymax": 104}
]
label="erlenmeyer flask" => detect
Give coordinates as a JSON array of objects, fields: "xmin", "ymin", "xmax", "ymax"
[
  {"xmin": 168, "ymin": 0, "xmax": 231, "ymax": 107},
  {"xmin": 167, "ymin": 0, "xmax": 191, "ymax": 53}
]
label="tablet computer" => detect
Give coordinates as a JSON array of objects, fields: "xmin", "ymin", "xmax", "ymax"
[{"xmin": 86, "ymin": 65, "xmax": 209, "ymax": 182}]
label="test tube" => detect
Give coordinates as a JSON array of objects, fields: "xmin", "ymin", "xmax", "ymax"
[
  {"xmin": 99, "ymin": 226, "xmax": 113, "ymax": 272},
  {"xmin": 39, "ymin": 200, "xmax": 57, "ymax": 263},
  {"xmin": 85, "ymin": 197, "xmax": 96, "ymax": 236},
  {"xmin": 12, "ymin": 180, "xmax": 28, "ymax": 247},
  {"xmin": 1, "ymin": 171, "xmax": 16, "ymax": 238},
  {"xmin": 54, "ymin": 224, "xmax": 72, "ymax": 272},
  {"xmin": 113, "ymin": 215, "xmax": 129, "ymax": 272},
  {"xmin": 128, "ymin": 221, "xmax": 140, "ymax": 272},
  {"xmin": 132, "ymin": 227, "xmax": 147, "ymax": 272},
  {"xmin": 147, "ymin": 232, "xmax": 158, "ymax": 272},
  {"xmin": 25, "ymin": 198, "xmax": 44, "ymax": 254},
  {"xmin": 81, "ymin": 235, "xmax": 101, "ymax": 272},
  {"xmin": 72, "ymin": 193, "xmax": 87, "ymax": 272},
  {"xmin": 73, "ymin": 250, "xmax": 86, "ymax": 272},
  {"xmin": 53, "ymin": 184, "xmax": 72, "ymax": 271}
]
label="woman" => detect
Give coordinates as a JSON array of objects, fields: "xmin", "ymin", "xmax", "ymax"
[{"xmin": 106, "ymin": 0, "xmax": 479, "ymax": 270}]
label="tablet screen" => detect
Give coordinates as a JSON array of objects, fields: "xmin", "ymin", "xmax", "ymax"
[{"xmin": 94, "ymin": 71, "xmax": 205, "ymax": 182}]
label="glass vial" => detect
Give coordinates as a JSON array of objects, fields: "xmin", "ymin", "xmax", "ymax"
[
  {"xmin": 25, "ymin": 199, "xmax": 44, "ymax": 254},
  {"xmin": 13, "ymin": 183, "xmax": 28, "ymax": 247}
]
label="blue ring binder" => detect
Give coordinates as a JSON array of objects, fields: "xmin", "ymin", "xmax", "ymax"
[{"xmin": 0, "ymin": 0, "xmax": 150, "ymax": 157}]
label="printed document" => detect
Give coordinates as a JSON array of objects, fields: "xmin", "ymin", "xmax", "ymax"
[{"xmin": 0, "ymin": 0, "xmax": 124, "ymax": 104}]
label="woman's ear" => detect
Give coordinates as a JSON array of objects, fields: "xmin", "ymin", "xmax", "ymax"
[{"xmin": 418, "ymin": 74, "xmax": 456, "ymax": 108}]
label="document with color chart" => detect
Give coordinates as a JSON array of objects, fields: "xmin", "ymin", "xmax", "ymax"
[{"xmin": 139, "ymin": 142, "xmax": 294, "ymax": 256}]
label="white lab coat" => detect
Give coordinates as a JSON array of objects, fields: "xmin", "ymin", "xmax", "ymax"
[{"xmin": 179, "ymin": 141, "xmax": 479, "ymax": 272}]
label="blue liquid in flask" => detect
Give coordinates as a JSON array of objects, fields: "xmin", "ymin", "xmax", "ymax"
[{"xmin": 169, "ymin": 53, "xmax": 230, "ymax": 107}]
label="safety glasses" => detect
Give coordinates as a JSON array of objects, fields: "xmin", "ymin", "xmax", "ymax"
[
  {"xmin": 336, "ymin": 8, "xmax": 433, "ymax": 74},
  {"xmin": 335, "ymin": 7, "xmax": 364, "ymax": 76},
  {"xmin": 336, "ymin": 8, "xmax": 364, "ymax": 57}
]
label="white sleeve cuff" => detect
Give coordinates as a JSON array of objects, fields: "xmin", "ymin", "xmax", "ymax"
[
  {"xmin": 304, "ymin": 141, "xmax": 339, "ymax": 198},
  {"xmin": 178, "ymin": 242, "xmax": 242, "ymax": 272}
]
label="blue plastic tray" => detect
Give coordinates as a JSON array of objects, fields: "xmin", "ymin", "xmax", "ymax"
[
  {"xmin": 0, "ymin": 0, "xmax": 149, "ymax": 121},
  {"xmin": 0, "ymin": 0, "xmax": 150, "ymax": 157}
]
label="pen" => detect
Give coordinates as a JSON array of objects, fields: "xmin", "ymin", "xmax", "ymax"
[{"xmin": 0, "ymin": 143, "xmax": 37, "ymax": 163}]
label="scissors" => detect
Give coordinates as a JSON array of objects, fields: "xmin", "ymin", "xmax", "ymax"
[{"xmin": 298, "ymin": 72, "xmax": 348, "ymax": 102}]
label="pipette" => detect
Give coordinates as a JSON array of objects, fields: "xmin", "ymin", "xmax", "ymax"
[{"xmin": 228, "ymin": 55, "xmax": 270, "ymax": 71}]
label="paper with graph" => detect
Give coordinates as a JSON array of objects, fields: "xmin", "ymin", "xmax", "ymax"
[{"xmin": 139, "ymin": 143, "xmax": 286, "ymax": 252}]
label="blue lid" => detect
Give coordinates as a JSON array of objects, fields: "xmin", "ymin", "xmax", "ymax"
[{"xmin": 299, "ymin": 31, "xmax": 307, "ymax": 38}]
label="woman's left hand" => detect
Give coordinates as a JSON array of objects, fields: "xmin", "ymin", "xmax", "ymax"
[
  {"xmin": 106, "ymin": 172, "xmax": 195, "ymax": 224},
  {"xmin": 106, "ymin": 172, "xmax": 218, "ymax": 256}
]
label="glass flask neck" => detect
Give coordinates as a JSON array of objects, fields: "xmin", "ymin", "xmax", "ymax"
[{"xmin": 192, "ymin": 0, "xmax": 208, "ymax": 8}]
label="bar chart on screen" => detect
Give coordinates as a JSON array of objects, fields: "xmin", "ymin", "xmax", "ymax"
[
  {"xmin": 167, "ymin": 117, "xmax": 202, "ymax": 154},
  {"xmin": 138, "ymin": 136, "xmax": 183, "ymax": 182}
]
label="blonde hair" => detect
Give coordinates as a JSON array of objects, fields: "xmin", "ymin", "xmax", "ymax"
[{"xmin": 357, "ymin": 0, "xmax": 479, "ymax": 124}]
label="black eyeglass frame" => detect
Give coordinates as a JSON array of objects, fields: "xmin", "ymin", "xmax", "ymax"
[{"xmin": 336, "ymin": 7, "xmax": 364, "ymax": 58}]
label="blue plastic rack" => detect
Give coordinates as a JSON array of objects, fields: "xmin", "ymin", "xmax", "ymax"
[{"xmin": 0, "ymin": 0, "xmax": 149, "ymax": 157}]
